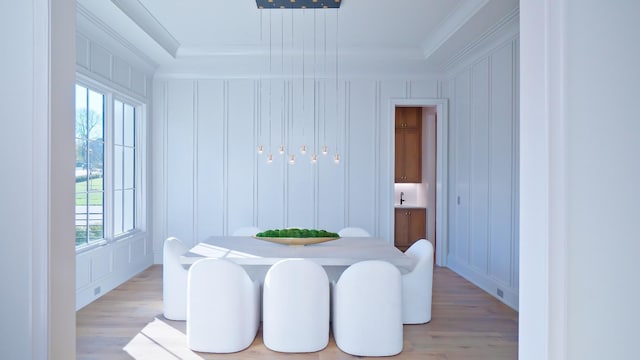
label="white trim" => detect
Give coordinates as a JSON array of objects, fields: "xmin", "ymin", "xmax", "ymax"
[
  {"xmin": 49, "ymin": 0, "xmax": 77, "ymax": 357},
  {"xmin": 76, "ymin": 68, "xmax": 149, "ymax": 103},
  {"xmin": 76, "ymin": 2, "xmax": 158, "ymax": 70},
  {"xmin": 162, "ymin": 81, "xmax": 169, "ymax": 249},
  {"xmin": 73, "ymin": 76, "xmax": 148, "ymax": 252},
  {"xmin": 253, "ymin": 80, "xmax": 260, "ymax": 226},
  {"xmin": 546, "ymin": 0, "xmax": 567, "ymax": 358},
  {"xmin": 373, "ymin": 81, "xmax": 381, "ymax": 235},
  {"xmin": 343, "ymin": 80, "xmax": 351, "ymax": 226},
  {"xmin": 388, "ymin": 98, "xmax": 449, "ymax": 266},
  {"xmin": 32, "ymin": 0, "xmax": 51, "ymax": 357},
  {"xmin": 445, "ymin": 11, "xmax": 520, "ymax": 75},
  {"xmin": 110, "ymin": 0, "xmax": 180, "ymax": 57},
  {"xmin": 519, "ymin": 0, "xmax": 567, "ymax": 358},
  {"xmin": 192, "ymin": 81, "xmax": 199, "ymax": 242},
  {"xmin": 222, "ymin": 80, "xmax": 229, "ymax": 235},
  {"xmin": 421, "ymin": 0, "xmax": 491, "ymax": 59}
]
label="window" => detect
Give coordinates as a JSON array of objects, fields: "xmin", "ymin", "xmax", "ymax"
[
  {"xmin": 75, "ymin": 85, "xmax": 105, "ymax": 246},
  {"xmin": 113, "ymin": 100, "xmax": 136, "ymax": 236},
  {"xmin": 75, "ymin": 83, "xmax": 141, "ymax": 248}
]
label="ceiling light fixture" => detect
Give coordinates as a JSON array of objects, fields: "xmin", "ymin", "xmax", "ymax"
[
  {"xmin": 334, "ymin": 8, "xmax": 340, "ymax": 164},
  {"xmin": 267, "ymin": 9, "xmax": 274, "ymax": 164},
  {"xmin": 256, "ymin": 0, "xmax": 341, "ymax": 166},
  {"xmin": 257, "ymin": 10, "xmax": 264, "ymax": 155}
]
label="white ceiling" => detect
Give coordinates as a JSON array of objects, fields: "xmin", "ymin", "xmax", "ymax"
[{"xmin": 77, "ymin": 0, "xmax": 519, "ymax": 76}]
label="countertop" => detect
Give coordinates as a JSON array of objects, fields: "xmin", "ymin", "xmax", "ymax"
[{"xmin": 394, "ymin": 204, "xmax": 427, "ymax": 209}]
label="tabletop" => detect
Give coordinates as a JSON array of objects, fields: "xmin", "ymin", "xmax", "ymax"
[{"xmin": 181, "ymin": 235, "xmax": 415, "ymax": 273}]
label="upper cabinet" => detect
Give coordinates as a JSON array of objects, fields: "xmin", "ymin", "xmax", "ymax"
[{"xmin": 395, "ymin": 107, "xmax": 422, "ymax": 183}]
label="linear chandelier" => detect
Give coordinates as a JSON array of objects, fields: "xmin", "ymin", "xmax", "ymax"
[
  {"xmin": 256, "ymin": 2, "xmax": 341, "ymax": 165},
  {"xmin": 256, "ymin": 0, "xmax": 341, "ymax": 10}
]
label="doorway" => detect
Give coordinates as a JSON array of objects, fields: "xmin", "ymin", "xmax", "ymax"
[{"xmin": 389, "ymin": 99, "xmax": 448, "ymax": 266}]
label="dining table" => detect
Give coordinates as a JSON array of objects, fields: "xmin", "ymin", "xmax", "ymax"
[{"xmin": 181, "ymin": 235, "xmax": 415, "ymax": 282}]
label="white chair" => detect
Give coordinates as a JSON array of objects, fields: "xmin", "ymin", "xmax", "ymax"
[
  {"xmin": 338, "ymin": 227, "xmax": 371, "ymax": 237},
  {"xmin": 163, "ymin": 237, "xmax": 188, "ymax": 321},
  {"xmin": 402, "ymin": 239, "xmax": 434, "ymax": 324},
  {"xmin": 232, "ymin": 226, "xmax": 262, "ymax": 236},
  {"xmin": 187, "ymin": 258, "xmax": 260, "ymax": 353},
  {"xmin": 263, "ymin": 259, "xmax": 330, "ymax": 353},
  {"xmin": 331, "ymin": 260, "xmax": 403, "ymax": 357}
]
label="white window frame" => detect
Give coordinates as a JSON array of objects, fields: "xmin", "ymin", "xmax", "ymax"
[{"xmin": 75, "ymin": 75, "xmax": 147, "ymax": 252}]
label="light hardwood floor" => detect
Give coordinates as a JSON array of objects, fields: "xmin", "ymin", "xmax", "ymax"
[{"xmin": 77, "ymin": 265, "xmax": 518, "ymax": 359}]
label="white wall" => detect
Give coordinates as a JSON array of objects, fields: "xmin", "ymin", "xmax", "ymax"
[
  {"xmin": 520, "ymin": 1, "xmax": 640, "ymax": 359},
  {"xmin": 151, "ymin": 78, "xmax": 442, "ymax": 260},
  {"xmin": 0, "ymin": 0, "xmax": 76, "ymax": 358},
  {"xmin": 445, "ymin": 30, "xmax": 520, "ymax": 309},
  {"xmin": 74, "ymin": 15, "xmax": 155, "ymax": 309}
]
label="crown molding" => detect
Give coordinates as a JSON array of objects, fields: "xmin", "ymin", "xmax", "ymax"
[
  {"xmin": 110, "ymin": 0, "xmax": 180, "ymax": 58},
  {"xmin": 176, "ymin": 45, "xmax": 425, "ymax": 59},
  {"xmin": 77, "ymin": 3, "xmax": 157, "ymax": 71},
  {"xmin": 421, "ymin": 0, "xmax": 491, "ymax": 60},
  {"xmin": 444, "ymin": 7, "xmax": 519, "ymax": 74}
]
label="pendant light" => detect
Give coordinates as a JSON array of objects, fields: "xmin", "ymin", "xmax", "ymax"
[
  {"xmin": 267, "ymin": 9, "xmax": 273, "ymax": 164},
  {"xmin": 288, "ymin": 6, "xmax": 296, "ymax": 165},
  {"xmin": 311, "ymin": 9, "xmax": 319, "ymax": 164},
  {"xmin": 322, "ymin": 9, "xmax": 329, "ymax": 157},
  {"xmin": 257, "ymin": 10, "xmax": 264, "ymax": 155},
  {"xmin": 334, "ymin": 8, "xmax": 340, "ymax": 164},
  {"xmin": 256, "ymin": 2, "xmax": 341, "ymax": 166}
]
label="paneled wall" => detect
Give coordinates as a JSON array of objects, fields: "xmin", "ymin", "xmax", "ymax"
[
  {"xmin": 446, "ymin": 36, "xmax": 520, "ymax": 309},
  {"xmin": 151, "ymin": 78, "xmax": 441, "ymax": 261},
  {"xmin": 75, "ymin": 26, "xmax": 154, "ymax": 309}
]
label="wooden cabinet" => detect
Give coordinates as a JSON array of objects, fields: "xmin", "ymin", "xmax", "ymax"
[
  {"xmin": 394, "ymin": 207, "xmax": 426, "ymax": 251},
  {"xmin": 395, "ymin": 107, "xmax": 422, "ymax": 183}
]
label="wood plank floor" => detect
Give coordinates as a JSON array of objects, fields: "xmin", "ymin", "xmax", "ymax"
[{"xmin": 77, "ymin": 265, "xmax": 518, "ymax": 359}]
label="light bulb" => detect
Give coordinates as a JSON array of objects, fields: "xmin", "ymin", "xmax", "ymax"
[
  {"xmin": 279, "ymin": 145, "xmax": 285, "ymax": 155},
  {"xmin": 300, "ymin": 144, "xmax": 307, "ymax": 155},
  {"xmin": 310, "ymin": 154, "xmax": 318, "ymax": 164},
  {"xmin": 257, "ymin": 144, "xmax": 264, "ymax": 154},
  {"xmin": 266, "ymin": 153, "xmax": 273, "ymax": 164},
  {"xmin": 334, "ymin": 153, "xmax": 340, "ymax": 164},
  {"xmin": 322, "ymin": 145, "xmax": 328, "ymax": 155},
  {"xmin": 288, "ymin": 154, "xmax": 296, "ymax": 164}
]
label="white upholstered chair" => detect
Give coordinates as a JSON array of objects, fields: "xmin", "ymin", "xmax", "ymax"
[
  {"xmin": 263, "ymin": 259, "xmax": 330, "ymax": 353},
  {"xmin": 232, "ymin": 226, "xmax": 262, "ymax": 236},
  {"xmin": 162, "ymin": 237, "xmax": 188, "ymax": 321},
  {"xmin": 402, "ymin": 239, "xmax": 434, "ymax": 324},
  {"xmin": 337, "ymin": 227, "xmax": 371, "ymax": 237},
  {"xmin": 331, "ymin": 260, "xmax": 403, "ymax": 357},
  {"xmin": 186, "ymin": 258, "xmax": 260, "ymax": 353}
]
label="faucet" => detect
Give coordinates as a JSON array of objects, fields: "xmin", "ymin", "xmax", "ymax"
[{"xmin": 400, "ymin": 192, "xmax": 405, "ymax": 205}]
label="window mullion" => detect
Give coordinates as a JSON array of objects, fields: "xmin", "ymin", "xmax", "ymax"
[{"xmin": 103, "ymin": 92, "xmax": 114, "ymax": 242}]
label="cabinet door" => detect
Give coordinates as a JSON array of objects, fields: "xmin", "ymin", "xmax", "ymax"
[
  {"xmin": 408, "ymin": 208, "xmax": 427, "ymax": 244},
  {"xmin": 403, "ymin": 128, "xmax": 422, "ymax": 183},
  {"xmin": 394, "ymin": 209, "xmax": 410, "ymax": 249},
  {"xmin": 395, "ymin": 131, "xmax": 405, "ymax": 182},
  {"xmin": 395, "ymin": 107, "xmax": 421, "ymax": 128},
  {"xmin": 395, "ymin": 106, "xmax": 422, "ymax": 183}
]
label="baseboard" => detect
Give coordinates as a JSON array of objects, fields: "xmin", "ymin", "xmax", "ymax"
[
  {"xmin": 447, "ymin": 255, "xmax": 519, "ymax": 311},
  {"xmin": 76, "ymin": 257, "xmax": 152, "ymax": 310}
]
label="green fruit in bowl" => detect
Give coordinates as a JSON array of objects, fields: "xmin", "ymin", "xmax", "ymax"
[{"xmin": 257, "ymin": 228, "xmax": 339, "ymax": 238}]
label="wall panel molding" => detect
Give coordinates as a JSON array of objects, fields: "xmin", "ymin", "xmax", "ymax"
[
  {"xmin": 447, "ymin": 34, "xmax": 519, "ymax": 310},
  {"xmin": 154, "ymin": 78, "xmax": 443, "ymax": 243},
  {"xmin": 343, "ymin": 80, "xmax": 351, "ymax": 225},
  {"xmin": 374, "ymin": 81, "xmax": 381, "ymax": 235},
  {"xmin": 75, "ymin": 31, "xmax": 155, "ymax": 312},
  {"xmin": 222, "ymin": 80, "xmax": 229, "ymax": 235},
  {"xmin": 192, "ymin": 81, "xmax": 199, "ymax": 242}
]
